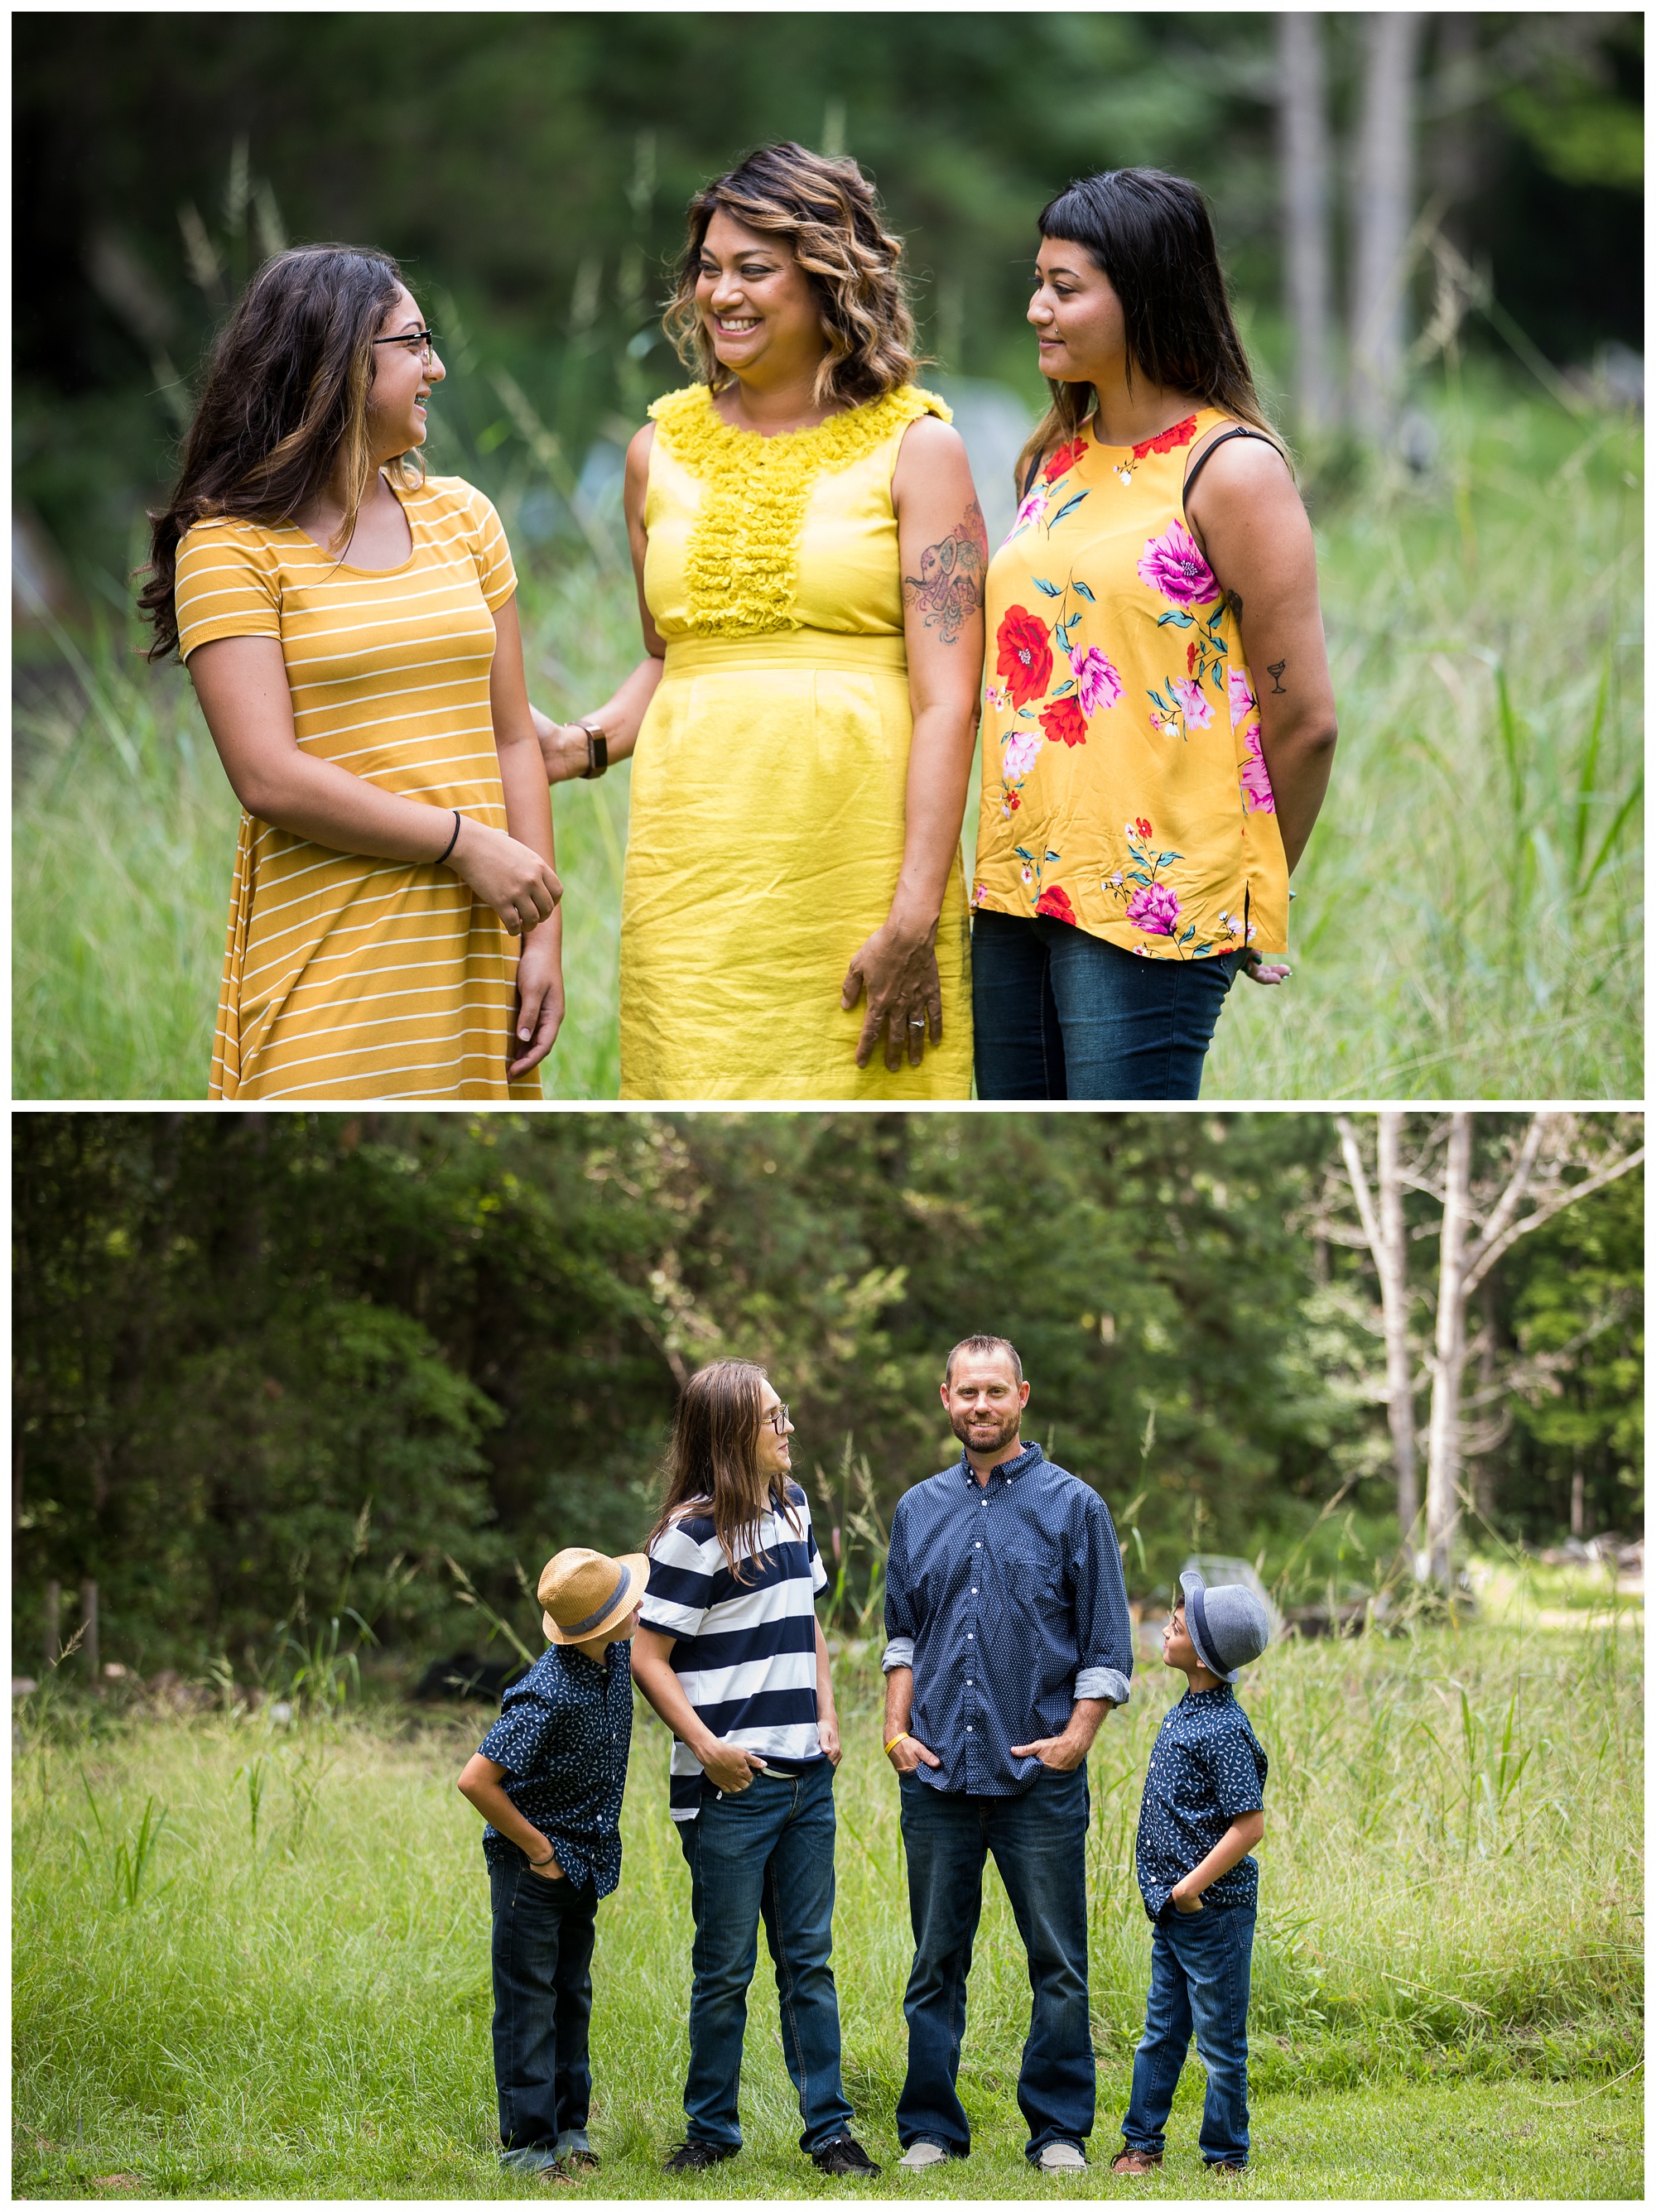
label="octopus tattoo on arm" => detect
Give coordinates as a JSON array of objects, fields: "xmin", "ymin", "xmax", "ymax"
[{"xmin": 902, "ymin": 498, "xmax": 989, "ymax": 645}]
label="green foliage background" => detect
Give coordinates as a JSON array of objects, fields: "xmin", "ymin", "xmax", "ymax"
[{"xmin": 12, "ymin": 1112, "xmax": 1640, "ymax": 1676}]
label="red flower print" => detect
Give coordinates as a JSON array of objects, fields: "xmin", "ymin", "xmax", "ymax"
[
  {"xmin": 1042, "ymin": 436, "xmax": 1089, "ymax": 482},
  {"xmin": 995, "ymin": 606, "xmax": 1054, "ymax": 708},
  {"xmin": 1187, "ymin": 639, "xmax": 1199, "ymax": 674},
  {"xmin": 1039, "ymin": 695, "xmax": 1088, "ymax": 748},
  {"xmin": 1132, "ymin": 415, "xmax": 1199, "ymax": 460},
  {"xmin": 1134, "ymin": 817, "xmax": 1153, "ymax": 839},
  {"xmin": 1008, "ymin": 792, "xmax": 1021, "ymax": 811},
  {"xmin": 1035, "ymin": 884, "xmax": 1077, "ymax": 924}
]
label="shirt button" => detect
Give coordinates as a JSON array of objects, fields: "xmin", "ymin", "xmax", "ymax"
[
  {"xmin": 966, "ymin": 1725, "xmax": 973, "ymax": 1732},
  {"xmin": 967, "ymin": 1633, "xmax": 974, "ymax": 1640},
  {"xmin": 971, "ymin": 1586, "xmax": 978, "ymax": 1594}
]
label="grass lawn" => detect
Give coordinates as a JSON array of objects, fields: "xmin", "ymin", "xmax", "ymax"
[
  {"xmin": 10, "ymin": 376, "xmax": 1642, "ymax": 1101},
  {"xmin": 13, "ymin": 1611, "xmax": 1641, "ymax": 2200}
]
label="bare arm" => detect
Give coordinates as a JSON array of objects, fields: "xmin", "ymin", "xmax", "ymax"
[
  {"xmin": 187, "ymin": 635, "xmax": 562, "ymax": 934},
  {"xmin": 533, "ymin": 423, "xmax": 667, "ymax": 783},
  {"xmin": 881, "ymin": 1664, "xmax": 941, "ymax": 1774},
  {"xmin": 490, "ymin": 594, "xmax": 564, "ymax": 1078},
  {"xmin": 1185, "ymin": 435, "xmax": 1338, "ymax": 875},
  {"xmin": 815, "ymin": 1618, "xmax": 841, "ymax": 1766},
  {"xmin": 630, "ymin": 1625, "xmax": 764, "ymax": 1793},
  {"xmin": 1170, "ymin": 1809, "xmax": 1266, "ymax": 1911},
  {"xmin": 842, "ymin": 416, "xmax": 985, "ymax": 1071},
  {"xmin": 455, "ymin": 1753, "xmax": 564, "ymax": 1878}
]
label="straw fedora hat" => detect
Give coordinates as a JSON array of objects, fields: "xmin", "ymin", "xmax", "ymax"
[{"xmin": 539, "ymin": 1546, "xmax": 650, "ymax": 1647}]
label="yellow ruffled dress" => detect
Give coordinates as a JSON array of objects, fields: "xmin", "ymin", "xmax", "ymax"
[{"xmin": 619, "ymin": 382, "xmax": 974, "ymax": 1101}]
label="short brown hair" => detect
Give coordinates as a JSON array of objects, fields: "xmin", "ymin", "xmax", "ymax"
[
  {"xmin": 663, "ymin": 141, "xmax": 919, "ymax": 411},
  {"xmin": 944, "ymin": 1334, "xmax": 1024, "ymax": 1386}
]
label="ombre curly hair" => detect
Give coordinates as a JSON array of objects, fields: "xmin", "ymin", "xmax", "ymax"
[{"xmin": 663, "ymin": 142, "xmax": 919, "ymax": 409}]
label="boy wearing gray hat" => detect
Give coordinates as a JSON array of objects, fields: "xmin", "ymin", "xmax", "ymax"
[{"xmin": 1112, "ymin": 1570, "xmax": 1271, "ymax": 2181}]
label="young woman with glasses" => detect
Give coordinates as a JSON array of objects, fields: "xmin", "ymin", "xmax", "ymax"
[
  {"xmin": 532, "ymin": 142, "xmax": 981, "ymax": 1100},
  {"xmin": 970, "ymin": 169, "xmax": 1339, "ymax": 1100},
  {"xmin": 142, "ymin": 245, "xmax": 563, "ymax": 1099}
]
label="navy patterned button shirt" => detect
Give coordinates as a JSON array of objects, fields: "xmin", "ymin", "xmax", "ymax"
[
  {"xmin": 1136, "ymin": 1682, "xmax": 1268, "ymax": 1919},
  {"xmin": 475, "ymin": 1641, "xmax": 633, "ymax": 1896},
  {"xmin": 882, "ymin": 1441, "xmax": 1134, "ymax": 1796}
]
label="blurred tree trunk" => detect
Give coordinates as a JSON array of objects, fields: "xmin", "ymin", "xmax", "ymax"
[
  {"xmin": 1350, "ymin": 11, "xmax": 1423, "ymax": 441},
  {"xmin": 1336, "ymin": 1113, "xmax": 1418, "ymax": 1554},
  {"xmin": 1278, "ymin": 12, "xmax": 1336, "ymax": 432},
  {"xmin": 1423, "ymin": 1113, "xmax": 1474, "ymax": 1587}
]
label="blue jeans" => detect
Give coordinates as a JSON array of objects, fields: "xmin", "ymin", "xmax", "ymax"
[
  {"xmin": 1122, "ymin": 1906, "xmax": 1255, "ymax": 2168},
  {"xmin": 897, "ymin": 1766, "xmax": 1094, "ymax": 2162},
  {"xmin": 972, "ymin": 907, "xmax": 1239, "ymax": 1099},
  {"xmin": 676, "ymin": 1759, "xmax": 853, "ymax": 2154},
  {"xmin": 488, "ymin": 1854, "xmax": 599, "ymax": 2153}
]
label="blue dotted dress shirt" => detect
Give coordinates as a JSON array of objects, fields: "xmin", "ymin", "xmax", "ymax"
[
  {"xmin": 475, "ymin": 1641, "xmax": 633, "ymax": 1895},
  {"xmin": 1135, "ymin": 1683, "xmax": 1268, "ymax": 1918},
  {"xmin": 882, "ymin": 1440, "xmax": 1134, "ymax": 1795}
]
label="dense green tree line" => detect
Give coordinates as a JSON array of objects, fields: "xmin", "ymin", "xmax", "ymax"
[{"xmin": 12, "ymin": 1113, "xmax": 1639, "ymax": 1676}]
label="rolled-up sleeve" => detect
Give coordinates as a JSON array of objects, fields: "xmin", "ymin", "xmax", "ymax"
[
  {"xmin": 1072, "ymin": 1490, "xmax": 1134, "ymax": 1708},
  {"xmin": 882, "ymin": 1500, "xmax": 917, "ymax": 1673}
]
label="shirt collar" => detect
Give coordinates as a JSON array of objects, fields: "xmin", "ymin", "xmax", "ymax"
[{"xmin": 958, "ymin": 1439, "xmax": 1042, "ymax": 1486}]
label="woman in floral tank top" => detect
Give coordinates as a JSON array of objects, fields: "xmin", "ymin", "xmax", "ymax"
[{"xmin": 971, "ymin": 170, "xmax": 1338, "ymax": 1099}]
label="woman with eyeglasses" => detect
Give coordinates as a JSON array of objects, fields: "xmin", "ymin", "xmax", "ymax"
[
  {"xmin": 531, "ymin": 142, "xmax": 980, "ymax": 1100},
  {"xmin": 142, "ymin": 245, "xmax": 563, "ymax": 1099},
  {"xmin": 630, "ymin": 1363, "xmax": 878, "ymax": 2178}
]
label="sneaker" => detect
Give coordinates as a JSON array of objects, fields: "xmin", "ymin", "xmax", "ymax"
[
  {"xmin": 1207, "ymin": 2162, "xmax": 1247, "ymax": 2179},
  {"xmin": 898, "ymin": 2141, "xmax": 950, "ymax": 2170},
  {"xmin": 1037, "ymin": 2142, "xmax": 1089, "ymax": 2173},
  {"xmin": 664, "ymin": 2141, "xmax": 738, "ymax": 2174},
  {"xmin": 812, "ymin": 2136, "xmax": 882, "ymax": 2177},
  {"xmin": 1110, "ymin": 2149, "xmax": 1163, "ymax": 2176}
]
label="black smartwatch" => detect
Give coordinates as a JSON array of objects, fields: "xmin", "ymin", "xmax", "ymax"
[{"xmin": 579, "ymin": 721, "xmax": 609, "ymax": 779}]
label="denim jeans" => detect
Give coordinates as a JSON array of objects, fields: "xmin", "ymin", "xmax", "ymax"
[
  {"xmin": 676, "ymin": 1759, "xmax": 853, "ymax": 2154},
  {"xmin": 489, "ymin": 1854, "xmax": 599, "ymax": 2153},
  {"xmin": 896, "ymin": 1765, "xmax": 1094, "ymax": 2162},
  {"xmin": 1122, "ymin": 1905, "xmax": 1255, "ymax": 2168},
  {"xmin": 971, "ymin": 907, "xmax": 1240, "ymax": 1099}
]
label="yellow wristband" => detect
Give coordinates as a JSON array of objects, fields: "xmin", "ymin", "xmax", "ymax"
[{"xmin": 884, "ymin": 1732, "xmax": 910, "ymax": 1755}]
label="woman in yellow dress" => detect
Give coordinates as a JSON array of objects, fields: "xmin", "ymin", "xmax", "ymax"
[
  {"xmin": 145, "ymin": 246, "xmax": 562, "ymax": 1100},
  {"xmin": 535, "ymin": 142, "xmax": 980, "ymax": 1100},
  {"xmin": 970, "ymin": 169, "xmax": 1340, "ymax": 1099}
]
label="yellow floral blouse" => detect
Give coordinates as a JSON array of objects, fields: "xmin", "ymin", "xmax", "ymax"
[{"xmin": 971, "ymin": 407, "xmax": 1288, "ymax": 960}]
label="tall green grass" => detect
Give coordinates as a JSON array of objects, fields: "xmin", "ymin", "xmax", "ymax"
[
  {"xmin": 12, "ymin": 1613, "xmax": 1641, "ymax": 2197},
  {"xmin": 11, "ymin": 382, "xmax": 1641, "ymax": 1099}
]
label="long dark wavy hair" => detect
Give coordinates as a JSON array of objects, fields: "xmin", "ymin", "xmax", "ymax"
[
  {"xmin": 663, "ymin": 141, "xmax": 919, "ymax": 410},
  {"xmin": 1017, "ymin": 168, "xmax": 1283, "ymax": 489},
  {"xmin": 647, "ymin": 1358, "xmax": 800, "ymax": 1584},
  {"xmin": 139, "ymin": 244, "xmax": 423, "ymax": 661}
]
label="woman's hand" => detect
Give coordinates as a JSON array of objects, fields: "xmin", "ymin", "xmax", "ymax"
[
  {"xmin": 531, "ymin": 704, "xmax": 596, "ymax": 786},
  {"xmin": 701, "ymin": 1740, "xmax": 766, "ymax": 1793},
  {"xmin": 509, "ymin": 926, "xmax": 565, "ymax": 1079},
  {"xmin": 448, "ymin": 815, "xmax": 562, "ymax": 935},
  {"xmin": 842, "ymin": 920, "xmax": 943, "ymax": 1070},
  {"xmin": 1240, "ymin": 950, "xmax": 1293, "ymax": 988},
  {"xmin": 817, "ymin": 1709, "xmax": 843, "ymax": 1767}
]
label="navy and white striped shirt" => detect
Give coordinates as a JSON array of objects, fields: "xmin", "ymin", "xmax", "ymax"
[
  {"xmin": 883, "ymin": 1440, "xmax": 1134, "ymax": 1796},
  {"xmin": 641, "ymin": 1481, "xmax": 827, "ymax": 1821}
]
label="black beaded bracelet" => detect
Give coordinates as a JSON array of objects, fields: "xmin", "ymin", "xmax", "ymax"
[{"xmin": 437, "ymin": 808, "xmax": 462, "ymax": 865}]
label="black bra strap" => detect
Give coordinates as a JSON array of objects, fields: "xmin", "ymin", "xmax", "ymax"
[{"xmin": 1182, "ymin": 423, "xmax": 1278, "ymax": 505}]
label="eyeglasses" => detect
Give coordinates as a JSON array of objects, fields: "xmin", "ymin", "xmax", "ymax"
[
  {"xmin": 373, "ymin": 329, "xmax": 439, "ymax": 362},
  {"xmin": 763, "ymin": 1403, "xmax": 792, "ymax": 1435}
]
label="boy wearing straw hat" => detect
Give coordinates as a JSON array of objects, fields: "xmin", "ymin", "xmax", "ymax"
[
  {"xmin": 1112, "ymin": 1569, "xmax": 1271, "ymax": 2181},
  {"xmin": 457, "ymin": 1546, "xmax": 647, "ymax": 2179}
]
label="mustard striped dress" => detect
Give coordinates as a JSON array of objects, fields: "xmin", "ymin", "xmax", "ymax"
[{"xmin": 174, "ymin": 476, "xmax": 540, "ymax": 1100}]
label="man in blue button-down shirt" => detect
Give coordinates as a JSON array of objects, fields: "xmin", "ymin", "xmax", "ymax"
[{"xmin": 881, "ymin": 1334, "xmax": 1134, "ymax": 2173}]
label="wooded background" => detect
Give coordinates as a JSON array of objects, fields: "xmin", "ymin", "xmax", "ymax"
[
  {"xmin": 12, "ymin": 1112, "xmax": 1641, "ymax": 1680},
  {"xmin": 13, "ymin": 11, "xmax": 1644, "ymax": 592}
]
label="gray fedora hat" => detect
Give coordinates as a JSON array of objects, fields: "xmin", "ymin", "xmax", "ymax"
[{"xmin": 1179, "ymin": 1569, "xmax": 1271, "ymax": 1683}]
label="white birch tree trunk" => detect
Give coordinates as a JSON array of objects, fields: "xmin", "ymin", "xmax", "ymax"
[
  {"xmin": 1350, "ymin": 11, "xmax": 1423, "ymax": 442},
  {"xmin": 1278, "ymin": 11, "xmax": 1336, "ymax": 431},
  {"xmin": 1375, "ymin": 1114, "xmax": 1421, "ymax": 1558},
  {"xmin": 1424, "ymin": 1112, "xmax": 1473, "ymax": 1586}
]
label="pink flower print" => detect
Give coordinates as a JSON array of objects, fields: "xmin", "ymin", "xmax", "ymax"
[
  {"xmin": 1002, "ymin": 729, "xmax": 1043, "ymax": 781},
  {"xmin": 1137, "ymin": 520, "xmax": 1219, "ymax": 608},
  {"xmin": 1240, "ymin": 725, "xmax": 1276, "ymax": 814},
  {"xmin": 1012, "ymin": 485, "xmax": 1049, "ymax": 533},
  {"xmin": 1068, "ymin": 645, "xmax": 1123, "ymax": 716},
  {"xmin": 1228, "ymin": 666, "xmax": 1258, "ymax": 730},
  {"xmin": 1127, "ymin": 882, "xmax": 1182, "ymax": 935},
  {"xmin": 1020, "ymin": 863, "xmax": 1035, "ymax": 888},
  {"xmin": 971, "ymin": 881, "xmax": 989, "ymax": 908},
  {"xmin": 1170, "ymin": 676, "xmax": 1213, "ymax": 729}
]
